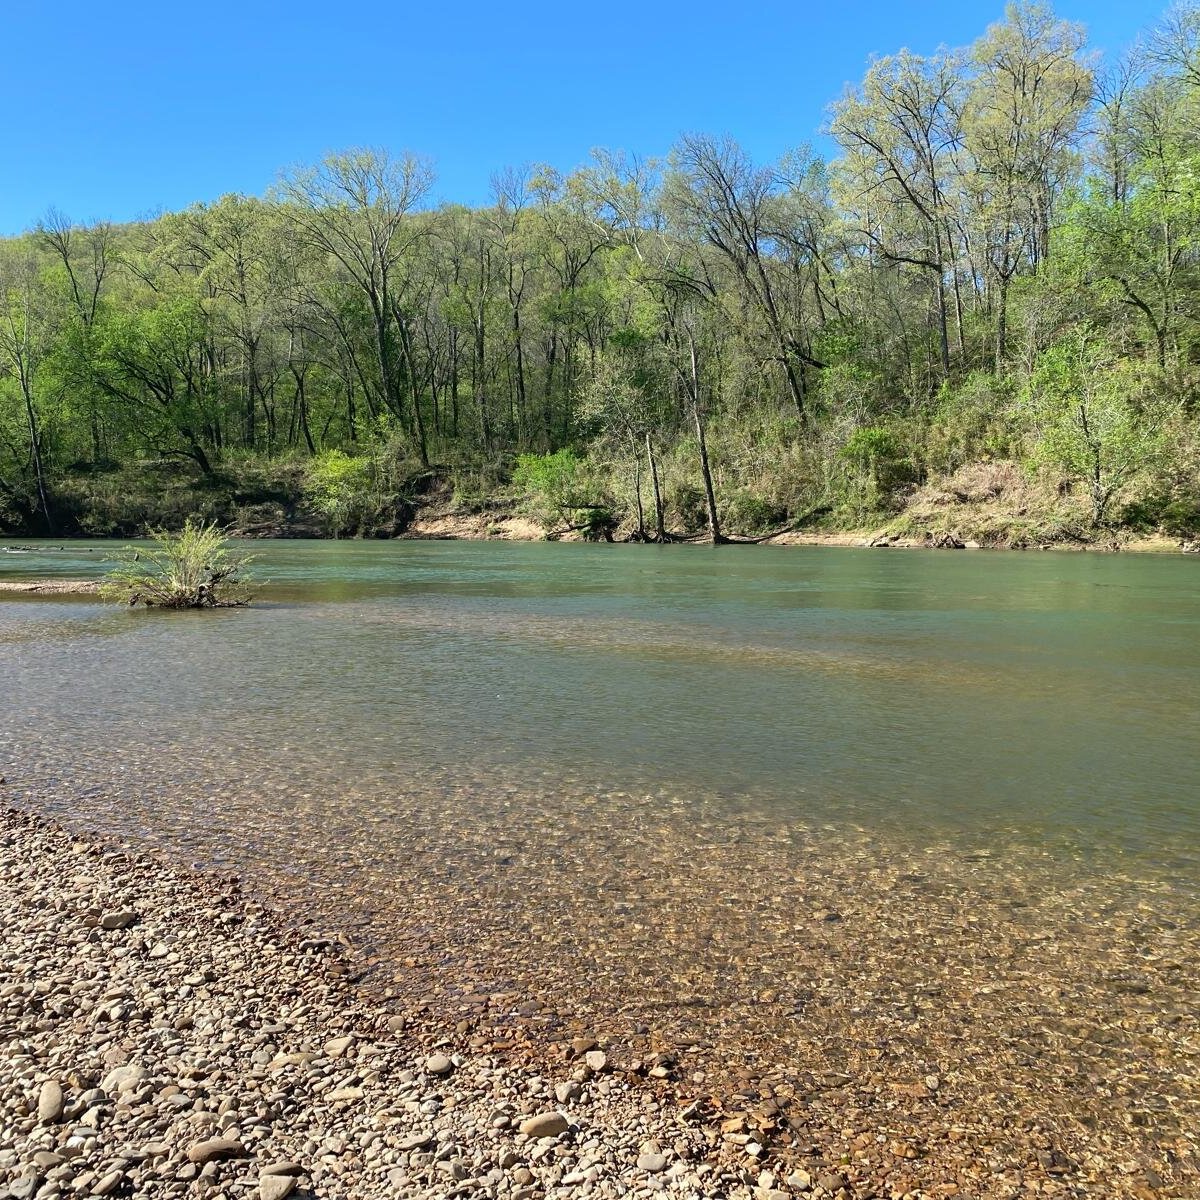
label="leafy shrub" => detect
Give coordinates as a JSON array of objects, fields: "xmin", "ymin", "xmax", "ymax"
[
  {"xmin": 305, "ymin": 450, "xmax": 374, "ymax": 536},
  {"xmin": 103, "ymin": 520, "xmax": 253, "ymax": 608},
  {"xmin": 577, "ymin": 506, "xmax": 619, "ymax": 541},
  {"xmin": 1023, "ymin": 339, "xmax": 1169, "ymax": 526},
  {"xmin": 722, "ymin": 491, "xmax": 786, "ymax": 534},
  {"xmin": 925, "ymin": 373, "xmax": 1019, "ymax": 474},
  {"xmin": 669, "ymin": 481, "xmax": 708, "ymax": 531},
  {"xmin": 1161, "ymin": 497, "xmax": 1200, "ymax": 537},
  {"xmin": 839, "ymin": 426, "xmax": 915, "ymax": 506},
  {"xmin": 512, "ymin": 450, "xmax": 584, "ymax": 516},
  {"xmin": 1125, "ymin": 492, "xmax": 1200, "ymax": 536}
]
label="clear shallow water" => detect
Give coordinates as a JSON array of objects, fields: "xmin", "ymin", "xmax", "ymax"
[
  {"xmin": 5, "ymin": 540, "xmax": 1200, "ymax": 1189},
  {"xmin": 2, "ymin": 539, "xmax": 1198, "ymax": 863}
]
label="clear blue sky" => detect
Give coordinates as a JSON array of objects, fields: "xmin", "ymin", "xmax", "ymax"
[{"xmin": 3, "ymin": 0, "xmax": 1170, "ymax": 235}]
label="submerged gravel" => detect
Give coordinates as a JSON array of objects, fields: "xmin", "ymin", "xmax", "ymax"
[
  {"xmin": 1, "ymin": 802, "xmax": 1197, "ymax": 1200},
  {"xmin": 1, "ymin": 809, "xmax": 734, "ymax": 1200}
]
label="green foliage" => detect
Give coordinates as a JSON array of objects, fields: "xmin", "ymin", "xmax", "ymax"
[
  {"xmin": 102, "ymin": 519, "xmax": 254, "ymax": 608},
  {"xmin": 721, "ymin": 491, "xmax": 786, "ymax": 535},
  {"xmin": 838, "ymin": 426, "xmax": 915, "ymax": 511},
  {"xmin": 4, "ymin": 4, "xmax": 1200, "ymax": 548},
  {"xmin": 304, "ymin": 450, "xmax": 375, "ymax": 536},
  {"xmin": 669, "ymin": 481, "xmax": 708, "ymax": 531},
  {"xmin": 1160, "ymin": 497, "xmax": 1200, "ymax": 537},
  {"xmin": 1023, "ymin": 336, "xmax": 1170, "ymax": 526},
  {"xmin": 840, "ymin": 426, "xmax": 900, "ymax": 470},
  {"xmin": 512, "ymin": 450, "xmax": 585, "ymax": 516},
  {"xmin": 925, "ymin": 374, "xmax": 1020, "ymax": 474}
]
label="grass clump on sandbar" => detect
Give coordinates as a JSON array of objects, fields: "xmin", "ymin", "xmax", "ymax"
[{"xmin": 103, "ymin": 519, "xmax": 254, "ymax": 608}]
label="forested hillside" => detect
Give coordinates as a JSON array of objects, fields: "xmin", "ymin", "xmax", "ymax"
[{"xmin": 3, "ymin": 2, "xmax": 1200, "ymax": 544}]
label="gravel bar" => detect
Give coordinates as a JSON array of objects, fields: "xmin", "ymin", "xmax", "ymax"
[
  {"xmin": 1, "ymin": 805, "xmax": 1195, "ymax": 1200},
  {"xmin": 0, "ymin": 808, "xmax": 739, "ymax": 1200}
]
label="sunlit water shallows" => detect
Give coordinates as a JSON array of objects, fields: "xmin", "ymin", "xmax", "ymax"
[
  {"xmin": 5, "ymin": 539, "xmax": 1200, "ymax": 1180},
  {"xmin": 4, "ymin": 539, "xmax": 1198, "ymax": 863}
]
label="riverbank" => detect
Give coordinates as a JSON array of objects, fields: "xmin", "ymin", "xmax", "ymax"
[
  {"xmin": 3, "ymin": 794, "xmax": 1197, "ymax": 1200},
  {"xmin": 0, "ymin": 806, "xmax": 735, "ymax": 1200},
  {"xmin": 5, "ymin": 458, "xmax": 1199, "ymax": 553},
  {"xmin": 399, "ymin": 508, "xmax": 1197, "ymax": 553}
]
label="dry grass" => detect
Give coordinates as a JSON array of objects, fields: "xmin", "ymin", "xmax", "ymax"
[{"xmin": 889, "ymin": 460, "xmax": 1096, "ymax": 548}]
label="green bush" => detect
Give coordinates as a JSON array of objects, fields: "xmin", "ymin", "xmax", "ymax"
[
  {"xmin": 925, "ymin": 373, "xmax": 1020, "ymax": 474},
  {"xmin": 839, "ymin": 426, "xmax": 915, "ymax": 507},
  {"xmin": 722, "ymin": 491, "xmax": 786, "ymax": 535},
  {"xmin": 103, "ymin": 520, "xmax": 254, "ymax": 608},
  {"xmin": 512, "ymin": 450, "xmax": 584, "ymax": 517},
  {"xmin": 669, "ymin": 481, "xmax": 708, "ymax": 532},
  {"xmin": 305, "ymin": 450, "xmax": 374, "ymax": 536},
  {"xmin": 1160, "ymin": 497, "xmax": 1200, "ymax": 537}
]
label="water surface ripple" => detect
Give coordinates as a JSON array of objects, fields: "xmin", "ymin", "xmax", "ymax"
[{"xmin": 3, "ymin": 541, "xmax": 1199, "ymax": 1190}]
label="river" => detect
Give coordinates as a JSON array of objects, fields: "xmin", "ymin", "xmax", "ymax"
[{"xmin": 2, "ymin": 540, "xmax": 1198, "ymax": 1190}]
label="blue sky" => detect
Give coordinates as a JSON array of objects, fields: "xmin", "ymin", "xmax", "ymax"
[{"xmin": 3, "ymin": 0, "xmax": 1170, "ymax": 235}]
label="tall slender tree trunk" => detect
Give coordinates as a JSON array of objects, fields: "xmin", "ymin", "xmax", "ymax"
[
  {"xmin": 995, "ymin": 275, "xmax": 1009, "ymax": 372},
  {"xmin": 631, "ymin": 448, "xmax": 646, "ymax": 539},
  {"xmin": 474, "ymin": 305, "xmax": 489, "ymax": 450},
  {"xmin": 21, "ymin": 377, "xmax": 53, "ymax": 534},
  {"xmin": 688, "ymin": 333, "xmax": 724, "ymax": 544},
  {"xmin": 397, "ymin": 318, "xmax": 430, "ymax": 467},
  {"xmin": 449, "ymin": 329, "xmax": 460, "ymax": 438},
  {"xmin": 646, "ymin": 432, "xmax": 666, "ymax": 543},
  {"xmin": 782, "ymin": 352, "xmax": 806, "ymax": 422},
  {"xmin": 951, "ymin": 265, "xmax": 966, "ymax": 358},
  {"xmin": 935, "ymin": 276, "xmax": 951, "ymax": 374}
]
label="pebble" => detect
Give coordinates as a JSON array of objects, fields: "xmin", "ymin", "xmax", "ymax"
[
  {"xmin": 1, "ymin": 805, "xmax": 1180, "ymax": 1200},
  {"xmin": 259, "ymin": 1176, "xmax": 296, "ymax": 1200},
  {"xmin": 37, "ymin": 1080, "xmax": 64, "ymax": 1123},
  {"xmin": 518, "ymin": 1112, "xmax": 569, "ymax": 1139},
  {"xmin": 398, "ymin": 1132, "xmax": 435, "ymax": 1151},
  {"xmin": 99, "ymin": 910, "xmax": 138, "ymax": 930},
  {"xmin": 92, "ymin": 1169, "xmax": 124, "ymax": 1196},
  {"xmin": 259, "ymin": 1160, "xmax": 304, "ymax": 1177},
  {"xmin": 424, "ymin": 1053, "xmax": 454, "ymax": 1076},
  {"xmin": 187, "ymin": 1137, "xmax": 248, "ymax": 1164}
]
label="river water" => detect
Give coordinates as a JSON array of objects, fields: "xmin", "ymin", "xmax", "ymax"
[
  {"xmin": 3, "ymin": 540, "xmax": 1199, "ymax": 1190},
  {"xmin": 3, "ymin": 540, "xmax": 1199, "ymax": 855}
]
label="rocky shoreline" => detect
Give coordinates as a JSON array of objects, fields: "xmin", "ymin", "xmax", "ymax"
[
  {"xmin": 0, "ymin": 807, "xmax": 834, "ymax": 1200},
  {"xmin": 3, "ymin": 800, "xmax": 1197, "ymax": 1200}
]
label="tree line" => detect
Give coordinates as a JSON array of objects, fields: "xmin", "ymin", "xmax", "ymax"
[{"xmin": 3, "ymin": 2, "xmax": 1199, "ymax": 542}]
